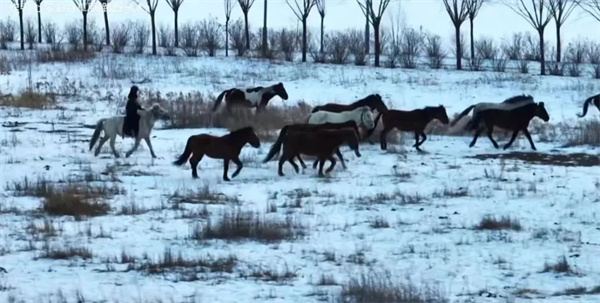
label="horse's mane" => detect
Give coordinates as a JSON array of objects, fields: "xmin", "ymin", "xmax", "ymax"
[
  {"xmin": 353, "ymin": 94, "xmax": 381, "ymax": 105},
  {"xmin": 230, "ymin": 126, "xmax": 254, "ymax": 136},
  {"xmin": 503, "ymin": 95, "xmax": 533, "ymax": 104}
]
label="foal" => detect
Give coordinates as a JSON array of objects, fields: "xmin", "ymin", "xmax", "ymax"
[
  {"xmin": 467, "ymin": 102, "xmax": 550, "ymax": 151},
  {"xmin": 372, "ymin": 105, "xmax": 450, "ymax": 151},
  {"xmin": 278, "ymin": 129, "xmax": 360, "ymax": 177},
  {"xmin": 172, "ymin": 126, "xmax": 261, "ymax": 181}
]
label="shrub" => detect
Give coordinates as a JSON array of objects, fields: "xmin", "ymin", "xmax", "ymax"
[
  {"xmin": 228, "ymin": 19, "xmax": 247, "ymax": 57},
  {"xmin": 111, "ymin": 23, "xmax": 131, "ymax": 54},
  {"xmin": 180, "ymin": 22, "xmax": 201, "ymax": 57},
  {"xmin": 399, "ymin": 27, "xmax": 424, "ymax": 69},
  {"xmin": 326, "ymin": 30, "xmax": 351, "ymax": 65},
  {"xmin": 199, "ymin": 18, "xmax": 223, "ymax": 57},
  {"xmin": 425, "ymin": 33, "xmax": 446, "ymax": 69},
  {"xmin": 476, "ymin": 37, "xmax": 496, "ymax": 60},
  {"xmin": 502, "ymin": 32, "xmax": 523, "ymax": 60},
  {"xmin": 43, "ymin": 21, "xmax": 58, "ymax": 44},
  {"xmin": 474, "ymin": 215, "xmax": 522, "ymax": 231},
  {"xmin": 348, "ymin": 29, "xmax": 367, "ymax": 66},
  {"xmin": 132, "ymin": 21, "xmax": 149, "ymax": 54},
  {"xmin": 25, "ymin": 18, "xmax": 37, "ymax": 50},
  {"xmin": 277, "ymin": 28, "xmax": 298, "ymax": 62},
  {"xmin": 64, "ymin": 20, "xmax": 82, "ymax": 50}
]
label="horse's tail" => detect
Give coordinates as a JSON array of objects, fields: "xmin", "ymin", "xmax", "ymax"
[
  {"xmin": 89, "ymin": 118, "xmax": 106, "ymax": 151},
  {"xmin": 576, "ymin": 95, "xmax": 596, "ymax": 118},
  {"xmin": 449, "ymin": 104, "xmax": 476, "ymax": 127},
  {"xmin": 365, "ymin": 112, "xmax": 384, "ymax": 138},
  {"xmin": 211, "ymin": 89, "xmax": 231, "ymax": 112},
  {"xmin": 262, "ymin": 125, "xmax": 289, "ymax": 163},
  {"xmin": 173, "ymin": 136, "xmax": 194, "ymax": 166}
]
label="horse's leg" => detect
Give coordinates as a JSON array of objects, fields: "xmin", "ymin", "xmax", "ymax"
[
  {"xmin": 335, "ymin": 148, "xmax": 347, "ymax": 170},
  {"xmin": 486, "ymin": 126, "xmax": 500, "ymax": 149},
  {"xmin": 125, "ymin": 137, "xmax": 142, "ymax": 158},
  {"xmin": 230, "ymin": 156, "xmax": 244, "ymax": 179},
  {"xmin": 325, "ymin": 156, "xmax": 337, "ymax": 174},
  {"xmin": 380, "ymin": 127, "xmax": 391, "ymax": 150},
  {"xmin": 189, "ymin": 153, "xmax": 204, "ymax": 179},
  {"xmin": 288, "ymin": 157, "xmax": 300, "ymax": 174},
  {"xmin": 296, "ymin": 155, "xmax": 307, "ymax": 169},
  {"xmin": 278, "ymin": 154, "xmax": 286, "ymax": 177},
  {"xmin": 522, "ymin": 128, "xmax": 537, "ymax": 151},
  {"xmin": 222, "ymin": 159, "xmax": 231, "ymax": 181},
  {"xmin": 109, "ymin": 135, "xmax": 120, "ymax": 158},
  {"xmin": 468, "ymin": 128, "xmax": 483, "ymax": 148},
  {"xmin": 95, "ymin": 136, "xmax": 109, "ymax": 157},
  {"xmin": 318, "ymin": 157, "xmax": 326, "ymax": 177},
  {"xmin": 143, "ymin": 137, "xmax": 157, "ymax": 158},
  {"xmin": 418, "ymin": 133, "xmax": 427, "ymax": 146},
  {"xmin": 503, "ymin": 130, "xmax": 521, "ymax": 150}
]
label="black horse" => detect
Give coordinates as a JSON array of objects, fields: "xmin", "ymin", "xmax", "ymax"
[{"xmin": 311, "ymin": 94, "xmax": 388, "ymax": 115}]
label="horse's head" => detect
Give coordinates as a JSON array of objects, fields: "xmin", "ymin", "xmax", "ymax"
[
  {"xmin": 148, "ymin": 103, "xmax": 171, "ymax": 120},
  {"xmin": 358, "ymin": 106, "xmax": 375, "ymax": 129},
  {"xmin": 242, "ymin": 126, "xmax": 261, "ymax": 148},
  {"xmin": 368, "ymin": 94, "xmax": 388, "ymax": 113},
  {"xmin": 432, "ymin": 105, "xmax": 450, "ymax": 124},
  {"xmin": 535, "ymin": 102, "xmax": 550, "ymax": 122},
  {"xmin": 273, "ymin": 82, "xmax": 289, "ymax": 101}
]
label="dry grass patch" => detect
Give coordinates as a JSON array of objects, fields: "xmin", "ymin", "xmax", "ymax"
[
  {"xmin": 190, "ymin": 208, "xmax": 306, "ymax": 243},
  {"xmin": 474, "ymin": 215, "xmax": 522, "ymax": 231},
  {"xmin": 39, "ymin": 242, "xmax": 93, "ymax": 260},
  {"xmin": 36, "ymin": 48, "xmax": 96, "ymax": 63},
  {"xmin": 241, "ymin": 264, "xmax": 298, "ymax": 283},
  {"xmin": 564, "ymin": 120, "xmax": 600, "ymax": 147},
  {"xmin": 169, "ymin": 185, "xmax": 240, "ymax": 205},
  {"xmin": 136, "ymin": 247, "xmax": 237, "ymax": 276},
  {"xmin": 543, "ymin": 256, "xmax": 573, "ymax": 274},
  {"xmin": 0, "ymin": 89, "xmax": 57, "ymax": 109}
]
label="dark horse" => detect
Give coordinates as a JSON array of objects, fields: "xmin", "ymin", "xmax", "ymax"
[
  {"xmin": 262, "ymin": 121, "xmax": 361, "ymax": 170},
  {"xmin": 577, "ymin": 93, "xmax": 600, "ymax": 118},
  {"xmin": 212, "ymin": 82, "xmax": 289, "ymax": 113},
  {"xmin": 370, "ymin": 105, "xmax": 450, "ymax": 151},
  {"xmin": 467, "ymin": 102, "xmax": 550, "ymax": 150},
  {"xmin": 276, "ymin": 129, "xmax": 360, "ymax": 177},
  {"xmin": 311, "ymin": 94, "xmax": 388, "ymax": 115},
  {"xmin": 172, "ymin": 126, "xmax": 261, "ymax": 181}
]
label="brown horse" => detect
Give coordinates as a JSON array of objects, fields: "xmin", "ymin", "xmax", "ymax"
[
  {"xmin": 467, "ymin": 102, "xmax": 550, "ymax": 150},
  {"xmin": 277, "ymin": 129, "xmax": 360, "ymax": 177},
  {"xmin": 172, "ymin": 126, "xmax": 261, "ymax": 181},
  {"xmin": 212, "ymin": 82, "xmax": 289, "ymax": 113},
  {"xmin": 311, "ymin": 94, "xmax": 388, "ymax": 115},
  {"xmin": 577, "ymin": 93, "xmax": 600, "ymax": 118},
  {"xmin": 370, "ymin": 105, "xmax": 450, "ymax": 151},
  {"xmin": 262, "ymin": 121, "xmax": 361, "ymax": 170}
]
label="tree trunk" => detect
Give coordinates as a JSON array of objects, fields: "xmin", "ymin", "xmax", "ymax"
[
  {"xmin": 555, "ymin": 23, "xmax": 561, "ymax": 62},
  {"xmin": 262, "ymin": 0, "xmax": 267, "ymax": 55},
  {"xmin": 151, "ymin": 11, "xmax": 157, "ymax": 55},
  {"xmin": 455, "ymin": 24, "xmax": 461, "ymax": 70},
  {"xmin": 469, "ymin": 16, "xmax": 474, "ymax": 64},
  {"xmin": 374, "ymin": 20, "xmax": 380, "ymax": 67},
  {"xmin": 320, "ymin": 15, "xmax": 324, "ymax": 53},
  {"xmin": 103, "ymin": 5, "xmax": 110, "ymax": 45},
  {"xmin": 538, "ymin": 29, "xmax": 546, "ymax": 75},
  {"xmin": 37, "ymin": 5, "xmax": 42, "ymax": 43},
  {"xmin": 19, "ymin": 9, "xmax": 24, "ymax": 50},
  {"xmin": 225, "ymin": 19, "xmax": 229, "ymax": 57},
  {"xmin": 174, "ymin": 10, "xmax": 179, "ymax": 48},
  {"xmin": 83, "ymin": 11, "xmax": 88, "ymax": 51},
  {"xmin": 301, "ymin": 17, "xmax": 308, "ymax": 62},
  {"xmin": 365, "ymin": 0, "xmax": 370, "ymax": 54},
  {"xmin": 244, "ymin": 11, "xmax": 250, "ymax": 50}
]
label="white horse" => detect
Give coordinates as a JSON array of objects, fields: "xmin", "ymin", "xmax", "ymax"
[
  {"xmin": 450, "ymin": 95, "xmax": 534, "ymax": 128},
  {"xmin": 89, "ymin": 103, "xmax": 170, "ymax": 158},
  {"xmin": 307, "ymin": 106, "xmax": 375, "ymax": 137}
]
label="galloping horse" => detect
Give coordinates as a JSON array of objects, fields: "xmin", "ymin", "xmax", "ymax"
[
  {"xmin": 371, "ymin": 105, "xmax": 450, "ymax": 151},
  {"xmin": 262, "ymin": 121, "xmax": 362, "ymax": 170},
  {"xmin": 89, "ymin": 103, "xmax": 170, "ymax": 158},
  {"xmin": 211, "ymin": 82, "xmax": 289, "ymax": 113},
  {"xmin": 577, "ymin": 93, "xmax": 600, "ymax": 118},
  {"xmin": 276, "ymin": 129, "xmax": 360, "ymax": 177},
  {"xmin": 172, "ymin": 126, "xmax": 261, "ymax": 181},
  {"xmin": 306, "ymin": 106, "xmax": 375, "ymax": 140},
  {"xmin": 450, "ymin": 95, "xmax": 535, "ymax": 127},
  {"xmin": 311, "ymin": 94, "xmax": 388, "ymax": 115},
  {"xmin": 467, "ymin": 102, "xmax": 550, "ymax": 150}
]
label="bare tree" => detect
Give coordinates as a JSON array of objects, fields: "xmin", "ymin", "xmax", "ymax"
[
  {"xmin": 577, "ymin": 0, "xmax": 600, "ymax": 21},
  {"xmin": 224, "ymin": 0, "xmax": 236, "ymax": 56},
  {"xmin": 503, "ymin": 0, "xmax": 552, "ymax": 75},
  {"xmin": 35, "ymin": 0, "xmax": 43, "ymax": 43},
  {"xmin": 165, "ymin": 0, "xmax": 184, "ymax": 47},
  {"xmin": 262, "ymin": 0, "xmax": 268, "ymax": 56},
  {"xmin": 9, "ymin": 0, "xmax": 26, "ymax": 50},
  {"xmin": 237, "ymin": 0, "xmax": 256, "ymax": 49},
  {"xmin": 133, "ymin": 0, "xmax": 160, "ymax": 55},
  {"xmin": 546, "ymin": 0, "xmax": 577, "ymax": 62},
  {"xmin": 466, "ymin": 0, "xmax": 485, "ymax": 63},
  {"xmin": 357, "ymin": 0, "xmax": 392, "ymax": 67},
  {"xmin": 73, "ymin": 0, "xmax": 97, "ymax": 51},
  {"xmin": 287, "ymin": 0, "xmax": 316, "ymax": 62},
  {"xmin": 316, "ymin": 0, "xmax": 325, "ymax": 53},
  {"xmin": 442, "ymin": 0, "xmax": 470, "ymax": 70},
  {"xmin": 99, "ymin": 0, "xmax": 110, "ymax": 45}
]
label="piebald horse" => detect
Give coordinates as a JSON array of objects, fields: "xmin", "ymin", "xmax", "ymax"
[
  {"xmin": 577, "ymin": 93, "xmax": 600, "ymax": 118},
  {"xmin": 212, "ymin": 82, "xmax": 289, "ymax": 113},
  {"xmin": 450, "ymin": 95, "xmax": 535, "ymax": 128},
  {"xmin": 89, "ymin": 103, "xmax": 170, "ymax": 158}
]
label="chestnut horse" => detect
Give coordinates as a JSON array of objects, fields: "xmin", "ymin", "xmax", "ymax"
[
  {"xmin": 577, "ymin": 93, "xmax": 600, "ymax": 118},
  {"xmin": 262, "ymin": 121, "xmax": 361, "ymax": 170},
  {"xmin": 172, "ymin": 126, "xmax": 261, "ymax": 181},
  {"xmin": 212, "ymin": 82, "xmax": 289, "ymax": 113},
  {"xmin": 276, "ymin": 129, "xmax": 360, "ymax": 177},
  {"xmin": 467, "ymin": 102, "xmax": 550, "ymax": 150},
  {"xmin": 370, "ymin": 105, "xmax": 450, "ymax": 151}
]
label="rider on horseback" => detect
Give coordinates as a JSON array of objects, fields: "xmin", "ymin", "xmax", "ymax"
[{"xmin": 124, "ymin": 86, "xmax": 143, "ymax": 138}]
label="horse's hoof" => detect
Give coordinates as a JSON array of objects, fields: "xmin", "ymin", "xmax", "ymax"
[
  {"xmin": 278, "ymin": 172, "xmax": 285, "ymax": 177},
  {"xmin": 223, "ymin": 178, "xmax": 231, "ymax": 182}
]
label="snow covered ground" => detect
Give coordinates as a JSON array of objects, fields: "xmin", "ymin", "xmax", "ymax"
[{"xmin": 0, "ymin": 48, "xmax": 599, "ymax": 303}]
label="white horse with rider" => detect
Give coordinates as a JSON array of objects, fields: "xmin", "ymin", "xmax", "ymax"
[{"xmin": 89, "ymin": 103, "xmax": 170, "ymax": 158}]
